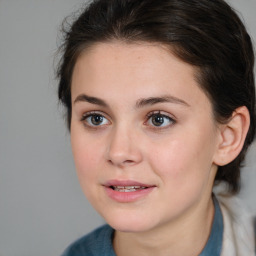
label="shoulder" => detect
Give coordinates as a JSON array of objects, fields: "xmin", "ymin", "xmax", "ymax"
[
  {"xmin": 61, "ymin": 224, "xmax": 115, "ymax": 256},
  {"xmin": 214, "ymin": 186, "xmax": 255, "ymax": 256}
]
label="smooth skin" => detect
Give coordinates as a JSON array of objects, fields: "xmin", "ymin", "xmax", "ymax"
[{"xmin": 70, "ymin": 42, "xmax": 250, "ymax": 256}]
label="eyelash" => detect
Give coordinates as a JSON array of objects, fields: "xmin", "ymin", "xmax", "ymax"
[
  {"xmin": 80, "ymin": 111, "xmax": 110, "ymax": 129},
  {"xmin": 80, "ymin": 110, "xmax": 176, "ymax": 130},
  {"xmin": 145, "ymin": 111, "xmax": 176, "ymax": 129}
]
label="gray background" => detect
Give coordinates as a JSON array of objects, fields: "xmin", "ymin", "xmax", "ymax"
[{"xmin": 0, "ymin": 0, "xmax": 255, "ymax": 255}]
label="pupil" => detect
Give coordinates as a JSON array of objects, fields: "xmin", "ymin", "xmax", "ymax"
[
  {"xmin": 152, "ymin": 114, "xmax": 164, "ymax": 126},
  {"xmin": 92, "ymin": 115, "xmax": 103, "ymax": 125}
]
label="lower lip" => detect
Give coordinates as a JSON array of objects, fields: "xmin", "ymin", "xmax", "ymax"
[{"xmin": 104, "ymin": 186, "xmax": 155, "ymax": 203}]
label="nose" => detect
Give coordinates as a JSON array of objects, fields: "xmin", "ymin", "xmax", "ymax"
[{"xmin": 106, "ymin": 126, "xmax": 143, "ymax": 167}]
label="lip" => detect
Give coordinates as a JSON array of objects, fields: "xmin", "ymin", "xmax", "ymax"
[
  {"xmin": 103, "ymin": 179, "xmax": 156, "ymax": 203},
  {"xmin": 104, "ymin": 179, "xmax": 154, "ymax": 187}
]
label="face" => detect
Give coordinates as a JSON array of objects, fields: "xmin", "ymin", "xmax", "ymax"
[{"xmin": 70, "ymin": 42, "xmax": 221, "ymax": 233}]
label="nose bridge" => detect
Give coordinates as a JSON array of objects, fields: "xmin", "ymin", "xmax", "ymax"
[{"xmin": 106, "ymin": 122, "xmax": 142, "ymax": 166}]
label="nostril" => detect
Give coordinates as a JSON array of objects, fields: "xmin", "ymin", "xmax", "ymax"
[
  {"xmin": 107, "ymin": 159, "xmax": 135, "ymax": 166},
  {"xmin": 124, "ymin": 160, "xmax": 134, "ymax": 164}
]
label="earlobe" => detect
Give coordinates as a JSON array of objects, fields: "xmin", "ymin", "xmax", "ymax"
[{"xmin": 213, "ymin": 106, "xmax": 250, "ymax": 166}]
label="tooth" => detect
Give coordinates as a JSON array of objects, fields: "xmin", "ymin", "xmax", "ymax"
[
  {"xmin": 112, "ymin": 185, "xmax": 148, "ymax": 192},
  {"xmin": 127, "ymin": 189, "xmax": 136, "ymax": 192}
]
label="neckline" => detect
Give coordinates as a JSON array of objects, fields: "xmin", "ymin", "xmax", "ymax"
[
  {"xmin": 199, "ymin": 196, "xmax": 223, "ymax": 256},
  {"xmin": 110, "ymin": 196, "xmax": 224, "ymax": 256}
]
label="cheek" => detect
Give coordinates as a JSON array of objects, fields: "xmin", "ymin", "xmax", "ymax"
[
  {"xmin": 70, "ymin": 128, "xmax": 103, "ymax": 186},
  {"xmin": 151, "ymin": 139, "xmax": 199, "ymax": 175},
  {"xmin": 149, "ymin": 131, "xmax": 216, "ymax": 187},
  {"xmin": 148, "ymin": 136, "xmax": 216, "ymax": 215}
]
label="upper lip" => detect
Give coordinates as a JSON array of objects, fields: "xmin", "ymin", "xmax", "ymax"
[{"xmin": 104, "ymin": 180, "xmax": 155, "ymax": 188}]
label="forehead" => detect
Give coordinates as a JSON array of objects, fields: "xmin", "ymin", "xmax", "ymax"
[
  {"xmin": 71, "ymin": 41, "xmax": 209, "ymax": 108},
  {"xmin": 73, "ymin": 42, "xmax": 195, "ymax": 79}
]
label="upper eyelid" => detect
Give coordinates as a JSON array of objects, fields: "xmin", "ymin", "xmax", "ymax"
[
  {"xmin": 81, "ymin": 110, "xmax": 110, "ymax": 119},
  {"xmin": 145, "ymin": 112, "xmax": 176, "ymax": 130},
  {"xmin": 146, "ymin": 110, "xmax": 177, "ymax": 120},
  {"xmin": 81, "ymin": 111, "xmax": 111, "ymax": 128},
  {"xmin": 80, "ymin": 110, "xmax": 177, "ymax": 122}
]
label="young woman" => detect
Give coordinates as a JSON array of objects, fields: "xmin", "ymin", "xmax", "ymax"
[{"xmin": 57, "ymin": 0, "xmax": 256, "ymax": 255}]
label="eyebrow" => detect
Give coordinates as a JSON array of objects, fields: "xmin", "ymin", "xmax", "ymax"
[
  {"xmin": 74, "ymin": 94, "xmax": 109, "ymax": 107},
  {"xmin": 135, "ymin": 95, "xmax": 190, "ymax": 108},
  {"xmin": 74, "ymin": 93, "xmax": 190, "ymax": 108}
]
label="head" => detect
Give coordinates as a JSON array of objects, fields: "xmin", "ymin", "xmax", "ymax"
[
  {"xmin": 57, "ymin": 0, "xmax": 255, "ymax": 234},
  {"xmin": 57, "ymin": 0, "xmax": 255, "ymax": 196}
]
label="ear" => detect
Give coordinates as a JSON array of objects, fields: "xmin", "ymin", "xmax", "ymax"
[{"xmin": 213, "ymin": 106, "xmax": 250, "ymax": 166}]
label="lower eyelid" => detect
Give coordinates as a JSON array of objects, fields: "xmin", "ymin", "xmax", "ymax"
[
  {"xmin": 80, "ymin": 112, "xmax": 112, "ymax": 128},
  {"xmin": 80, "ymin": 111, "xmax": 176, "ymax": 128}
]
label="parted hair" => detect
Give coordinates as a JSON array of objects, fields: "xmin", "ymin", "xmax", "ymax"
[{"xmin": 57, "ymin": 0, "xmax": 255, "ymax": 194}]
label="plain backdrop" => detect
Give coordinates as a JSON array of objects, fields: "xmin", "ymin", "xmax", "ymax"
[{"xmin": 0, "ymin": 0, "xmax": 255, "ymax": 255}]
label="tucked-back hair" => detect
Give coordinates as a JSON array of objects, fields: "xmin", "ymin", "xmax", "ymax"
[{"xmin": 57, "ymin": 0, "xmax": 255, "ymax": 194}]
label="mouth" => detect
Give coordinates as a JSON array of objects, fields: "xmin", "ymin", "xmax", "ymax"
[
  {"xmin": 110, "ymin": 185, "xmax": 148, "ymax": 192},
  {"xmin": 103, "ymin": 180, "xmax": 156, "ymax": 202}
]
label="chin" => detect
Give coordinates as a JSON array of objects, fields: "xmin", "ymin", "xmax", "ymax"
[{"xmin": 104, "ymin": 212, "xmax": 157, "ymax": 233}]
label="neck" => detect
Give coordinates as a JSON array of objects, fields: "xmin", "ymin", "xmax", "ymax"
[{"xmin": 113, "ymin": 195, "xmax": 215, "ymax": 256}]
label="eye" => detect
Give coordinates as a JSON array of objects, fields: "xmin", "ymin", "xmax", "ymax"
[
  {"xmin": 81, "ymin": 112, "xmax": 110, "ymax": 127},
  {"xmin": 146, "ymin": 112, "xmax": 175, "ymax": 128}
]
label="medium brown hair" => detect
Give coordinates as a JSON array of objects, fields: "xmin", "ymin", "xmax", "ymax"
[{"xmin": 57, "ymin": 0, "xmax": 255, "ymax": 194}]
